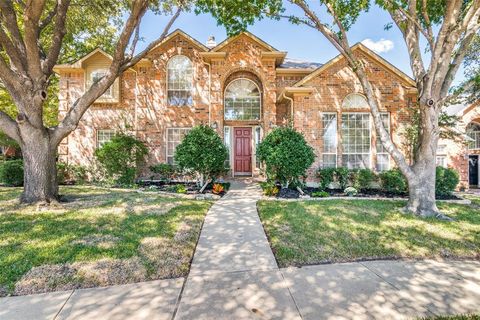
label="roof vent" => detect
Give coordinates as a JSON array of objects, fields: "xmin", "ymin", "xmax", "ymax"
[{"xmin": 206, "ymin": 36, "xmax": 216, "ymax": 49}]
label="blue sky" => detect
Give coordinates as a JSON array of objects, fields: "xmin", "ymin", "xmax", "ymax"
[{"xmin": 136, "ymin": 2, "xmax": 465, "ymax": 84}]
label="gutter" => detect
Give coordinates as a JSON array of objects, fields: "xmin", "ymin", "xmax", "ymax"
[{"xmin": 282, "ymin": 92, "xmax": 294, "ymax": 127}]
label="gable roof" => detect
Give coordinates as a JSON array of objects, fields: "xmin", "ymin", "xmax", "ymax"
[
  {"xmin": 151, "ymin": 28, "xmax": 209, "ymax": 52},
  {"xmin": 211, "ymin": 31, "xmax": 279, "ymax": 52},
  {"xmin": 293, "ymin": 43, "xmax": 416, "ymax": 88}
]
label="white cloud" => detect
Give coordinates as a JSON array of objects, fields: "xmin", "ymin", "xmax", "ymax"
[{"xmin": 361, "ymin": 38, "xmax": 394, "ymax": 53}]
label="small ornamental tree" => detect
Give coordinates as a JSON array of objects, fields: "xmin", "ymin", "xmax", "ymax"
[
  {"xmin": 174, "ymin": 125, "xmax": 228, "ymax": 190},
  {"xmin": 94, "ymin": 133, "xmax": 148, "ymax": 186},
  {"xmin": 257, "ymin": 127, "xmax": 314, "ymax": 188}
]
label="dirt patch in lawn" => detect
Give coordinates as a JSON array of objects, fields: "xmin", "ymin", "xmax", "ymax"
[
  {"xmin": 71, "ymin": 235, "xmax": 120, "ymax": 249},
  {"xmin": 14, "ymin": 258, "xmax": 147, "ymax": 296},
  {"xmin": 138, "ymin": 237, "xmax": 188, "ymax": 279}
]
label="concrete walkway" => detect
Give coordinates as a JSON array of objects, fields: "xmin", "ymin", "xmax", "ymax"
[{"xmin": 1, "ymin": 180, "xmax": 480, "ymax": 319}]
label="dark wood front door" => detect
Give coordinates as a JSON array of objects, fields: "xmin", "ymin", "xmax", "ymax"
[
  {"xmin": 469, "ymin": 155, "xmax": 479, "ymax": 186},
  {"xmin": 234, "ymin": 127, "xmax": 252, "ymax": 176}
]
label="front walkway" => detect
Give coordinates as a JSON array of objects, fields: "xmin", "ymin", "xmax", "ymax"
[{"xmin": 1, "ymin": 180, "xmax": 479, "ymax": 319}]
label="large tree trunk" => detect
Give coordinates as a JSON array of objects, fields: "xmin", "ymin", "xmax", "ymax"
[
  {"xmin": 403, "ymin": 102, "xmax": 440, "ymax": 217},
  {"xmin": 20, "ymin": 128, "xmax": 59, "ymax": 203}
]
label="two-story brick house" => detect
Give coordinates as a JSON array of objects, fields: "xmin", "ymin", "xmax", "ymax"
[{"xmin": 54, "ymin": 29, "xmax": 478, "ymax": 187}]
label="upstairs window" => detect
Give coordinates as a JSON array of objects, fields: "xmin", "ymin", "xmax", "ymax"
[
  {"xmin": 467, "ymin": 122, "xmax": 480, "ymax": 150},
  {"xmin": 167, "ymin": 55, "xmax": 193, "ymax": 106},
  {"xmin": 224, "ymin": 79, "xmax": 261, "ymax": 121},
  {"xmin": 90, "ymin": 69, "xmax": 113, "ymax": 98},
  {"xmin": 342, "ymin": 93, "xmax": 369, "ymax": 109}
]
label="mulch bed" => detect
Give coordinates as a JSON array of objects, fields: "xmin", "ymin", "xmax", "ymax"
[
  {"xmin": 276, "ymin": 187, "xmax": 462, "ymax": 200},
  {"xmin": 137, "ymin": 180, "xmax": 229, "ymax": 197}
]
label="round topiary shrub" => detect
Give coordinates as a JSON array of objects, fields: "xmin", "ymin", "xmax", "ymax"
[
  {"xmin": 0, "ymin": 159, "xmax": 24, "ymax": 186},
  {"xmin": 174, "ymin": 125, "xmax": 228, "ymax": 187},
  {"xmin": 257, "ymin": 127, "xmax": 315, "ymax": 187},
  {"xmin": 435, "ymin": 166, "xmax": 459, "ymax": 197},
  {"xmin": 94, "ymin": 133, "xmax": 148, "ymax": 186},
  {"xmin": 379, "ymin": 168, "xmax": 407, "ymax": 195}
]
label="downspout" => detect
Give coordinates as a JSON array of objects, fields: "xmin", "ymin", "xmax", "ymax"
[{"xmin": 282, "ymin": 91, "xmax": 294, "ymax": 127}]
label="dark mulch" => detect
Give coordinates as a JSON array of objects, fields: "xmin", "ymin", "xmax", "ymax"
[
  {"xmin": 276, "ymin": 187, "xmax": 461, "ymax": 200},
  {"xmin": 137, "ymin": 180, "xmax": 230, "ymax": 196}
]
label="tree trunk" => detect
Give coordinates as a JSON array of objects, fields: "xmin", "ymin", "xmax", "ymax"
[
  {"xmin": 405, "ymin": 162, "xmax": 439, "ymax": 217},
  {"xmin": 20, "ymin": 129, "xmax": 59, "ymax": 204},
  {"xmin": 403, "ymin": 102, "xmax": 441, "ymax": 217}
]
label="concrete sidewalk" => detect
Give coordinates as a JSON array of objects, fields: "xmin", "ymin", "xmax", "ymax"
[{"xmin": 1, "ymin": 180, "xmax": 479, "ymax": 319}]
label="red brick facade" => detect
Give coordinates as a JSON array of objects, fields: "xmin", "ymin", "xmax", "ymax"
[{"xmin": 56, "ymin": 29, "xmax": 439, "ymax": 184}]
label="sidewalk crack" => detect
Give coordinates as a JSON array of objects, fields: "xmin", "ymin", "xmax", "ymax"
[{"xmin": 53, "ymin": 289, "xmax": 75, "ymax": 320}]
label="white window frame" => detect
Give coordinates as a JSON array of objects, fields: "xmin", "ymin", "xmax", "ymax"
[
  {"xmin": 96, "ymin": 129, "xmax": 116, "ymax": 148},
  {"xmin": 436, "ymin": 155, "xmax": 447, "ymax": 168},
  {"xmin": 376, "ymin": 112, "xmax": 391, "ymax": 172},
  {"xmin": 321, "ymin": 112, "xmax": 338, "ymax": 168},
  {"xmin": 166, "ymin": 127, "xmax": 191, "ymax": 164},
  {"xmin": 254, "ymin": 126, "xmax": 262, "ymax": 169},
  {"xmin": 341, "ymin": 112, "xmax": 372, "ymax": 169},
  {"xmin": 90, "ymin": 69, "xmax": 113, "ymax": 98},
  {"xmin": 342, "ymin": 93, "xmax": 369, "ymax": 109},
  {"xmin": 466, "ymin": 122, "xmax": 480, "ymax": 150},
  {"xmin": 167, "ymin": 55, "xmax": 193, "ymax": 106},
  {"xmin": 224, "ymin": 126, "xmax": 232, "ymax": 169},
  {"xmin": 224, "ymin": 78, "xmax": 262, "ymax": 121}
]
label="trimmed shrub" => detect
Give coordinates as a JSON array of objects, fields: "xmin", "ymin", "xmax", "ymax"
[
  {"xmin": 350, "ymin": 168, "xmax": 377, "ymax": 191},
  {"xmin": 0, "ymin": 160, "xmax": 24, "ymax": 186},
  {"xmin": 317, "ymin": 167, "xmax": 336, "ymax": 191},
  {"xmin": 335, "ymin": 167, "xmax": 350, "ymax": 189},
  {"xmin": 436, "ymin": 166, "xmax": 459, "ymax": 196},
  {"xmin": 175, "ymin": 125, "xmax": 228, "ymax": 186},
  {"xmin": 149, "ymin": 163, "xmax": 176, "ymax": 181},
  {"xmin": 257, "ymin": 127, "xmax": 315, "ymax": 187},
  {"xmin": 311, "ymin": 190, "xmax": 329, "ymax": 198},
  {"xmin": 379, "ymin": 168, "xmax": 407, "ymax": 195},
  {"xmin": 57, "ymin": 162, "xmax": 88, "ymax": 185},
  {"xmin": 94, "ymin": 133, "xmax": 148, "ymax": 186}
]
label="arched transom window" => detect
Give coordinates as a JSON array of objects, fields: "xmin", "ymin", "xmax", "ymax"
[
  {"xmin": 167, "ymin": 55, "xmax": 193, "ymax": 106},
  {"xmin": 342, "ymin": 93, "xmax": 369, "ymax": 109},
  {"xmin": 467, "ymin": 122, "xmax": 480, "ymax": 150},
  {"xmin": 224, "ymin": 79, "xmax": 261, "ymax": 120}
]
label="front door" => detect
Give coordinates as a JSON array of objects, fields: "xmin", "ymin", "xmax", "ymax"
[
  {"xmin": 469, "ymin": 155, "xmax": 479, "ymax": 186},
  {"xmin": 234, "ymin": 127, "xmax": 252, "ymax": 176}
]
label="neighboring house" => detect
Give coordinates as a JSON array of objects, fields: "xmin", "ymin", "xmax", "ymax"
[
  {"xmin": 54, "ymin": 29, "xmax": 477, "ymax": 188},
  {"xmin": 439, "ymin": 101, "xmax": 480, "ymax": 189}
]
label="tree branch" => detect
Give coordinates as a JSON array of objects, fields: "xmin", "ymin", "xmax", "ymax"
[
  {"xmin": 23, "ymin": 0, "xmax": 46, "ymax": 79},
  {"xmin": 43, "ymin": 0, "xmax": 71, "ymax": 76},
  {"xmin": 39, "ymin": 2, "xmax": 58, "ymax": 30},
  {"xmin": 0, "ymin": 23, "xmax": 27, "ymax": 74},
  {"xmin": 0, "ymin": 110, "xmax": 20, "ymax": 143}
]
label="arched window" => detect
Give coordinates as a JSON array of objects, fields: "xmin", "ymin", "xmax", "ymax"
[
  {"xmin": 224, "ymin": 79, "xmax": 261, "ymax": 120},
  {"xmin": 467, "ymin": 122, "xmax": 480, "ymax": 150},
  {"xmin": 342, "ymin": 93, "xmax": 368, "ymax": 109},
  {"xmin": 167, "ymin": 55, "xmax": 193, "ymax": 106}
]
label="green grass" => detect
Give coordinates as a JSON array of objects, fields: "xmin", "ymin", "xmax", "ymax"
[
  {"xmin": 0, "ymin": 186, "xmax": 211, "ymax": 296},
  {"xmin": 462, "ymin": 193, "xmax": 480, "ymax": 207},
  {"xmin": 420, "ymin": 315, "xmax": 479, "ymax": 320},
  {"xmin": 257, "ymin": 199, "xmax": 480, "ymax": 268}
]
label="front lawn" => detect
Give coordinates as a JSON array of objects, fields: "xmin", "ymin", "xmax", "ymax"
[
  {"xmin": 257, "ymin": 200, "xmax": 480, "ymax": 267},
  {"xmin": 0, "ymin": 186, "xmax": 211, "ymax": 297}
]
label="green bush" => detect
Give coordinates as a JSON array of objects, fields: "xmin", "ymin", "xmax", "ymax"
[
  {"xmin": 317, "ymin": 167, "xmax": 336, "ymax": 191},
  {"xmin": 379, "ymin": 169, "xmax": 407, "ymax": 195},
  {"xmin": 94, "ymin": 133, "xmax": 148, "ymax": 186},
  {"xmin": 175, "ymin": 125, "xmax": 228, "ymax": 186},
  {"xmin": 436, "ymin": 166, "xmax": 459, "ymax": 196},
  {"xmin": 0, "ymin": 160, "xmax": 24, "ymax": 186},
  {"xmin": 350, "ymin": 168, "xmax": 377, "ymax": 191},
  {"xmin": 311, "ymin": 190, "xmax": 329, "ymax": 198},
  {"xmin": 257, "ymin": 127, "xmax": 315, "ymax": 187},
  {"xmin": 57, "ymin": 162, "xmax": 88, "ymax": 185},
  {"xmin": 335, "ymin": 167, "xmax": 350, "ymax": 189},
  {"xmin": 150, "ymin": 163, "xmax": 176, "ymax": 181}
]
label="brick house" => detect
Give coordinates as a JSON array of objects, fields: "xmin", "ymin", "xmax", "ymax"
[{"xmin": 54, "ymin": 29, "xmax": 479, "ymax": 188}]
